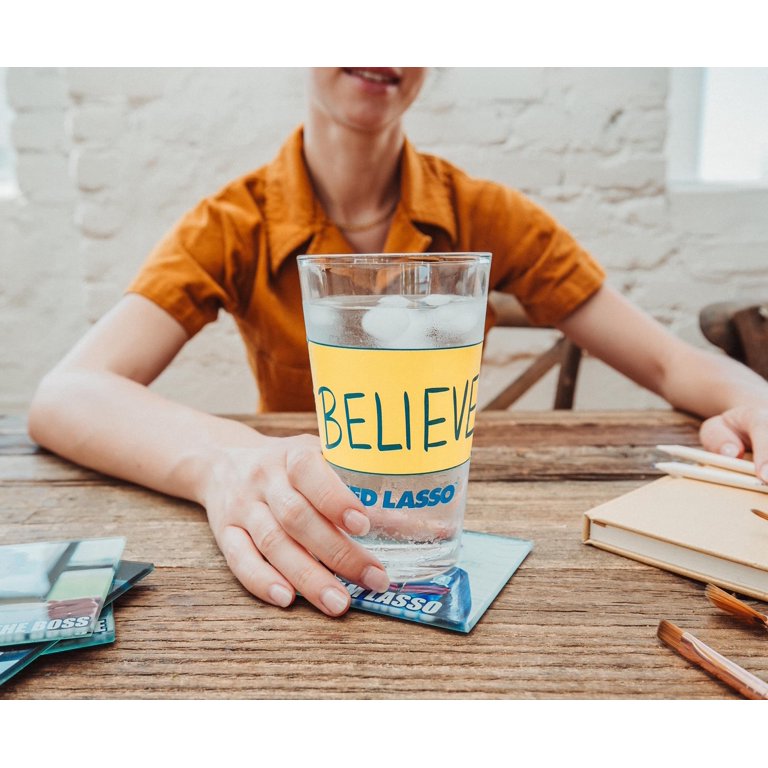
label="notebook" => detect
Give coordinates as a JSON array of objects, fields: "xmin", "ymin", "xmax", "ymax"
[{"xmin": 583, "ymin": 476, "xmax": 768, "ymax": 600}]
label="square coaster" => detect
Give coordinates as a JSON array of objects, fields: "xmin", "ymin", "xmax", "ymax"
[{"xmin": 337, "ymin": 530, "xmax": 533, "ymax": 632}]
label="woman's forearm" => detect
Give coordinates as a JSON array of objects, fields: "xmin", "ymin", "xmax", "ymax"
[
  {"xmin": 659, "ymin": 345, "xmax": 768, "ymax": 419},
  {"xmin": 28, "ymin": 367, "xmax": 265, "ymax": 504}
]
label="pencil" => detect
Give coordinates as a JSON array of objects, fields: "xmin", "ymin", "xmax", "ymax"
[
  {"xmin": 656, "ymin": 444, "xmax": 756, "ymax": 476},
  {"xmin": 655, "ymin": 461, "xmax": 768, "ymax": 494}
]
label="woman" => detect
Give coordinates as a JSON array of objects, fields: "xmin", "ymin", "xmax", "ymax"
[{"xmin": 29, "ymin": 68, "xmax": 768, "ymax": 617}]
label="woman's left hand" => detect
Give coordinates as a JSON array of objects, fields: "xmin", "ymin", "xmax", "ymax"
[{"xmin": 699, "ymin": 405, "xmax": 768, "ymax": 482}]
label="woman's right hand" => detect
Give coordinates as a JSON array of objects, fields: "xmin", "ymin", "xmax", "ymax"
[
  {"xmin": 29, "ymin": 296, "xmax": 388, "ymax": 617},
  {"xmin": 201, "ymin": 432, "xmax": 392, "ymax": 617}
]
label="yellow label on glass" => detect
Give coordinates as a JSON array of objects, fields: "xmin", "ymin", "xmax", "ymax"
[{"xmin": 308, "ymin": 341, "xmax": 483, "ymax": 475}]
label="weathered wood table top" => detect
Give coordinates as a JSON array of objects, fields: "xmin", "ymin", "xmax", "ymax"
[{"xmin": 2, "ymin": 410, "xmax": 766, "ymax": 699}]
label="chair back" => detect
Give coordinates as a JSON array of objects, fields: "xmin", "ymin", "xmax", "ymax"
[{"xmin": 699, "ymin": 302, "xmax": 768, "ymax": 380}]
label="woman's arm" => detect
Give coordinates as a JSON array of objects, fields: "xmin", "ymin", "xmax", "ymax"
[
  {"xmin": 557, "ymin": 285, "xmax": 768, "ymax": 479},
  {"xmin": 29, "ymin": 294, "xmax": 390, "ymax": 615}
]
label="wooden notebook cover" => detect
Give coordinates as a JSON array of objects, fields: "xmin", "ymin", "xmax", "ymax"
[{"xmin": 583, "ymin": 476, "xmax": 768, "ymax": 570}]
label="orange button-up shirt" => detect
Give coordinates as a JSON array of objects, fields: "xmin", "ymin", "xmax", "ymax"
[{"xmin": 127, "ymin": 127, "xmax": 605, "ymax": 412}]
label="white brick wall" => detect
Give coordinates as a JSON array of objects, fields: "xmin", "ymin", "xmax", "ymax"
[{"xmin": 2, "ymin": 67, "xmax": 767, "ymax": 414}]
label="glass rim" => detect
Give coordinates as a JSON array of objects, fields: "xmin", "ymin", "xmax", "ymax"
[{"xmin": 297, "ymin": 252, "xmax": 491, "ymax": 266}]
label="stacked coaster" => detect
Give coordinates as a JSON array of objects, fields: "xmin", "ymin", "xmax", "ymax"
[{"xmin": 0, "ymin": 537, "xmax": 153, "ymax": 685}]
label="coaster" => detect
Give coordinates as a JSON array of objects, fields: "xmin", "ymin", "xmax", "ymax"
[{"xmin": 337, "ymin": 530, "xmax": 533, "ymax": 633}]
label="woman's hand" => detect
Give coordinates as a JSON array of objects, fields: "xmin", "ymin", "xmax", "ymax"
[
  {"xmin": 202, "ymin": 433, "xmax": 392, "ymax": 616},
  {"xmin": 29, "ymin": 297, "xmax": 390, "ymax": 618},
  {"xmin": 699, "ymin": 405, "xmax": 768, "ymax": 482}
]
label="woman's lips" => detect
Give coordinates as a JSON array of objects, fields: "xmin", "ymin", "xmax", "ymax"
[{"xmin": 343, "ymin": 68, "xmax": 402, "ymax": 90}]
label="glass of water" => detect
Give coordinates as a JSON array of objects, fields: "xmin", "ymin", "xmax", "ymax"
[{"xmin": 298, "ymin": 253, "xmax": 491, "ymax": 582}]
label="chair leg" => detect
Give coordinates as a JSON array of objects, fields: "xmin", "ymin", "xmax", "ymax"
[
  {"xmin": 483, "ymin": 338, "xmax": 567, "ymax": 410},
  {"xmin": 554, "ymin": 341, "xmax": 582, "ymax": 410}
]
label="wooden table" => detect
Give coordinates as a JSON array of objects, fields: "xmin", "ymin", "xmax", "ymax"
[{"xmin": 2, "ymin": 410, "xmax": 766, "ymax": 699}]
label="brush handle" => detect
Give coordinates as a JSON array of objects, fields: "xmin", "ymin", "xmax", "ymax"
[{"xmin": 681, "ymin": 631, "xmax": 768, "ymax": 700}]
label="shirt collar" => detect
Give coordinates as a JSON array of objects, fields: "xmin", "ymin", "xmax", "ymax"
[
  {"xmin": 265, "ymin": 126, "xmax": 457, "ymax": 275},
  {"xmin": 398, "ymin": 137, "xmax": 457, "ymax": 244}
]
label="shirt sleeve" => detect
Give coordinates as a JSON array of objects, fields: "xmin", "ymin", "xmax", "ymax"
[
  {"xmin": 471, "ymin": 182, "xmax": 606, "ymax": 326},
  {"xmin": 126, "ymin": 186, "xmax": 259, "ymax": 338}
]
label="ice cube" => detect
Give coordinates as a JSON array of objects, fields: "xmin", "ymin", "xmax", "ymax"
[
  {"xmin": 422, "ymin": 293, "xmax": 453, "ymax": 307},
  {"xmin": 362, "ymin": 305, "xmax": 410, "ymax": 342},
  {"xmin": 378, "ymin": 294, "xmax": 411, "ymax": 307},
  {"xmin": 431, "ymin": 301, "xmax": 484, "ymax": 341},
  {"xmin": 390, "ymin": 308, "xmax": 434, "ymax": 349},
  {"xmin": 305, "ymin": 302, "xmax": 337, "ymax": 331}
]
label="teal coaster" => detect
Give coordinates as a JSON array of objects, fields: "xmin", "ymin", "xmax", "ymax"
[
  {"xmin": 43, "ymin": 604, "xmax": 115, "ymax": 655},
  {"xmin": 337, "ymin": 530, "xmax": 533, "ymax": 633}
]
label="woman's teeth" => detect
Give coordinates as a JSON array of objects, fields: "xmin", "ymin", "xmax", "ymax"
[{"xmin": 348, "ymin": 69, "xmax": 398, "ymax": 85}]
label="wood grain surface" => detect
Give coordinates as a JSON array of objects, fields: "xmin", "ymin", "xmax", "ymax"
[{"xmin": 2, "ymin": 410, "xmax": 766, "ymax": 700}]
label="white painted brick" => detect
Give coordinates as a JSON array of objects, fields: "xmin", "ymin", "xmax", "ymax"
[
  {"xmin": 670, "ymin": 188, "xmax": 768, "ymax": 239},
  {"xmin": 15, "ymin": 154, "xmax": 74, "ymax": 203},
  {"xmin": 67, "ymin": 104, "xmax": 124, "ymax": 143},
  {"xmin": 431, "ymin": 68, "xmax": 548, "ymax": 103},
  {"xmin": 75, "ymin": 200, "xmax": 125, "ymax": 238},
  {"xmin": 584, "ymin": 231, "xmax": 676, "ymax": 271},
  {"xmin": 70, "ymin": 148, "xmax": 121, "ymax": 192},
  {"xmin": 558, "ymin": 68, "xmax": 667, "ymax": 110},
  {"xmin": 624, "ymin": 109, "xmax": 667, "ymax": 150},
  {"xmin": 679, "ymin": 241, "xmax": 768, "ymax": 280},
  {"xmin": 80, "ymin": 238, "xmax": 135, "ymax": 283},
  {"xmin": 509, "ymin": 103, "xmax": 570, "ymax": 153},
  {"xmin": 488, "ymin": 151, "xmax": 563, "ymax": 190},
  {"xmin": 563, "ymin": 152, "xmax": 666, "ymax": 190},
  {"xmin": 561, "ymin": 104, "xmax": 626, "ymax": 153},
  {"xmin": 6, "ymin": 68, "xmax": 68, "ymax": 110},
  {"xmin": 611, "ymin": 196, "xmax": 670, "ymax": 229},
  {"xmin": 11, "ymin": 111, "xmax": 66, "ymax": 152},
  {"xmin": 66, "ymin": 67, "xmax": 174, "ymax": 102},
  {"xmin": 630, "ymin": 266, "xmax": 730, "ymax": 313},
  {"xmin": 405, "ymin": 104, "xmax": 515, "ymax": 146}
]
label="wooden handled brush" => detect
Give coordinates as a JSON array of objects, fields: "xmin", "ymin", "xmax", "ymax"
[
  {"xmin": 705, "ymin": 584, "xmax": 768, "ymax": 630},
  {"xmin": 657, "ymin": 620, "xmax": 768, "ymax": 699}
]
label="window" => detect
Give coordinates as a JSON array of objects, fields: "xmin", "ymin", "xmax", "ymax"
[
  {"xmin": 0, "ymin": 67, "xmax": 16, "ymax": 193},
  {"xmin": 668, "ymin": 67, "xmax": 768, "ymax": 186},
  {"xmin": 699, "ymin": 68, "xmax": 768, "ymax": 183}
]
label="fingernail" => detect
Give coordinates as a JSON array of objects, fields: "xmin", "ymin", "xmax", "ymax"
[
  {"xmin": 343, "ymin": 508, "xmax": 370, "ymax": 536},
  {"xmin": 721, "ymin": 443, "xmax": 739, "ymax": 457},
  {"xmin": 760, "ymin": 465, "xmax": 768, "ymax": 485},
  {"xmin": 320, "ymin": 587, "xmax": 349, "ymax": 616},
  {"xmin": 268, "ymin": 584, "xmax": 293, "ymax": 608},
  {"xmin": 361, "ymin": 565, "xmax": 391, "ymax": 593}
]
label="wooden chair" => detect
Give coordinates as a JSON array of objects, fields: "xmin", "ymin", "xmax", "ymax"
[
  {"xmin": 699, "ymin": 301, "xmax": 768, "ymax": 380},
  {"xmin": 482, "ymin": 291, "xmax": 583, "ymax": 410}
]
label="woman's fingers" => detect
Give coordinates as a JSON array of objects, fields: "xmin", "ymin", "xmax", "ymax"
[
  {"xmin": 242, "ymin": 502, "xmax": 354, "ymax": 616},
  {"xmin": 218, "ymin": 523, "xmax": 295, "ymax": 608},
  {"xmin": 285, "ymin": 438, "xmax": 371, "ymax": 536},
  {"xmin": 700, "ymin": 406, "xmax": 768, "ymax": 482},
  {"xmin": 262, "ymin": 476, "xmax": 390, "ymax": 595},
  {"xmin": 699, "ymin": 413, "xmax": 746, "ymax": 458},
  {"xmin": 206, "ymin": 436, "xmax": 392, "ymax": 617}
]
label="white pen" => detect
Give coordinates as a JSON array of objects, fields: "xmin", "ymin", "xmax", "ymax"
[
  {"xmin": 656, "ymin": 444, "xmax": 756, "ymax": 477},
  {"xmin": 655, "ymin": 461, "xmax": 768, "ymax": 494}
]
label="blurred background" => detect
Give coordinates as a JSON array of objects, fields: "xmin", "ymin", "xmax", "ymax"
[{"xmin": 1, "ymin": 67, "xmax": 766, "ymax": 414}]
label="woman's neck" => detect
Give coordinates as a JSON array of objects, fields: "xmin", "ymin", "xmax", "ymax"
[{"xmin": 303, "ymin": 113, "xmax": 403, "ymax": 230}]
